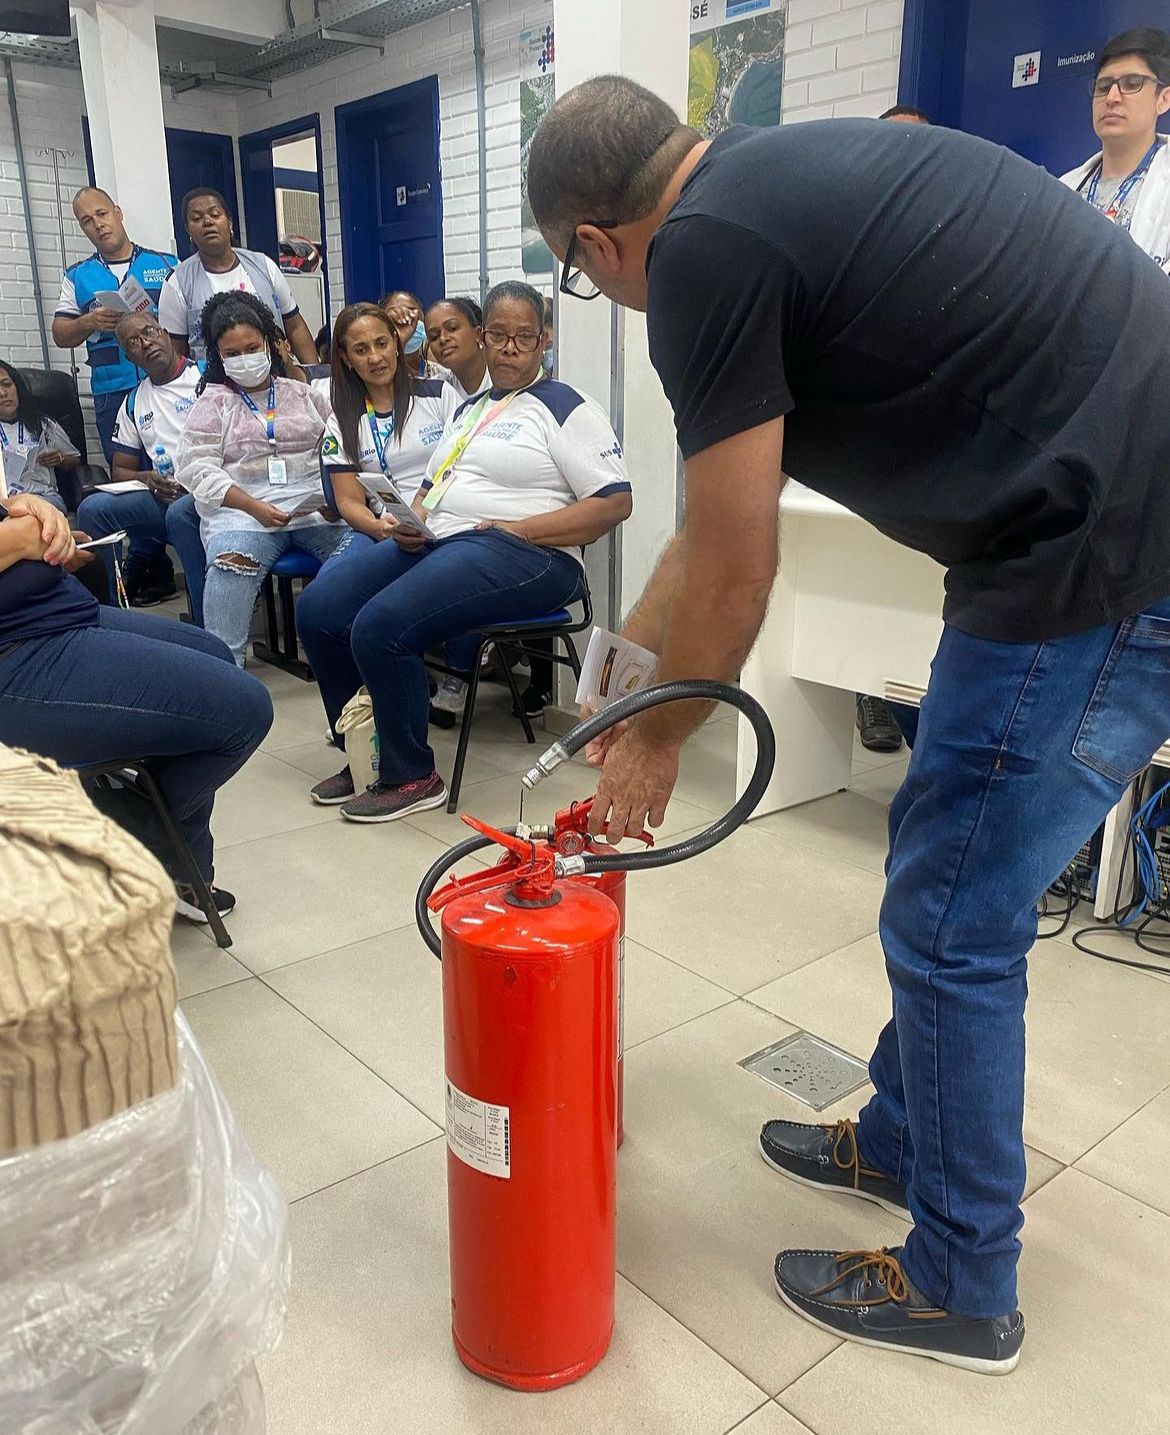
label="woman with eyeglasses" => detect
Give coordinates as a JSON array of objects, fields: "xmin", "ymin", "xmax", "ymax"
[
  {"xmin": 175, "ymin": 290, "xmax": 345, "ymax": 665},
  {"xmin": 1063, "ymin": 28, "xmax": 1170, "ymax": 268},
  {"xmin": 423, "ymin": 296, "xmax": 492, "ymax": 399},
  {"xmin": 296, "ymin": 278, "xmax": 632, "ymax": 823}
]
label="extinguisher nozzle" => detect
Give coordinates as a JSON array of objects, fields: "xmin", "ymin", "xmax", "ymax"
[{"xmin": 521, "ymin": 741, "xmax": 569, "ymax": 790}]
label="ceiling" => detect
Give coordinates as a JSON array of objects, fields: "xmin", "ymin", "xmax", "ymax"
[{"xmin": 0, "ymin": 0, "xmax": 473, "ymax": 91}]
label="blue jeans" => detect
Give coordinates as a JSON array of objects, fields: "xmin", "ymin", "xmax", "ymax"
[
  {"xmin": 203, "ymin": 522, "xmax": 345, "ymax": 665},
  {"xmin": 0, "ymin": 606, "xmax": 272, "ymax": 880},
  {"xmin": 297, "ymin": 530, "xmax": 584, "ymax": 786},
  {"xmin": 855, "ymin": 598, "xmax": 1170, "ymax": 1318},
  {"xmin": 93, "ymin": 388, "xmax": 131, "ymax": 465},
  {"xmin": 165, "ymin": 493, "xmax": 207, "ymax": 626},
  {"xmin": 76, "ymin": 486, "xmax": 173, "ymax": 588}
]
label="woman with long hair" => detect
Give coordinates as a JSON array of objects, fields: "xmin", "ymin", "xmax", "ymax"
[
  {"xmin": 296, "ymin": 279, "xmax": 632, "ymax": 823},
  {"xmin": 175, "ymin": 290, "xmax": 344, "ymax": 664},
  {"xmin": 323, "ymin": 302, "xmax": 457, "ymax": 556},
  {"xmin": 0, "ymin": 360, "xmax": 80, "ymax": 512},
  {"xmin": 423, "ymin": 297, "xmax": 491, "ymax": 400}
]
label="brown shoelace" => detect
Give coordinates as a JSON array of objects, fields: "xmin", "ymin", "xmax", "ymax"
[
  {"xmin": 823, "ymin": 1117, "xmax": 889, "ymax": 1190},
  {"xmin": 809, "ymin": 1248, "xmax": 910, "ymax": 1306}
]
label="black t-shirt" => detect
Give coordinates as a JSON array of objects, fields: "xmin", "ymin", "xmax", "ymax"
[
  {"xmin": 0, "ymin": 513, "xmax": 99, "ymax": 645},
  {"xmin": 646, "ymin": 121, "xmax": 1170, "ymax": 641}
]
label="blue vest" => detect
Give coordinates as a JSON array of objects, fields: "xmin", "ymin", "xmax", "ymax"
[{"xmin": 61, "ymin": 244, "xmax": 176, "ymax": 396}]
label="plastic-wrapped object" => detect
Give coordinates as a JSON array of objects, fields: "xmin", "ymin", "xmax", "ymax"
[{"xmin": 0, "ymin": 1012, "xmax": 290, "ymax": 1435}]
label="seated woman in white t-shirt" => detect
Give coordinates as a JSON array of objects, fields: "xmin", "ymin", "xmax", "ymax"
[
  {"xmin": 175, "ymin": 291, "xmax": 345, "ymax": 665},
  {"xmin": 423, "ymin": 296, "xmax": 492, "ymax": 400},
  {"xmin": 296, "ymin": 279, "xmax": 633, "ymax": 825},
  {"xmin": 159, "ymin": 187, "xmax": 319, "ymax": 366},
  {"xmin": 320, "ymin": 301, "xmax": 458, "ymax": 560}
]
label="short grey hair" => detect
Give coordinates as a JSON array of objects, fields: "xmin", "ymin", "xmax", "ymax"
[{"xmin": 527, "ymin": 75, "xmax": 701, "ymax": 245}]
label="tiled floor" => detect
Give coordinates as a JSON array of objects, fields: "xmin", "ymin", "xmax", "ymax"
[{"xmin": 172, "ymin": 664, "xmax": 1170, "ymax": 1434}]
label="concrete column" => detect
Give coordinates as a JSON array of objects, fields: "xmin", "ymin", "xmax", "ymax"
[
  {"xmin": 553, "ymin": 0, "xmax": 689, "ymax": 626},
  {"xmin": 74, "ymin": 0, "xmax": 176, "ymax": 254}
]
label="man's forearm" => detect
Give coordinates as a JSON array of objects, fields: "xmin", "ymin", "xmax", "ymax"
[{"xmin": 620, "ymin": 532, "xmax": 685, "ymax": 651}]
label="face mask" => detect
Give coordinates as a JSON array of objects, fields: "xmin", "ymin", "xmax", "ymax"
[
  {"xmin": 404, "ymin": 320, "xmax": 426, "ymax": 355},
  {"xmin": 541, "ymin": 344, "xmax": 554, "ymax": 377},
  {"xmin": 223, "ymin": 351, "xmax": 272, "ymax": 387}
]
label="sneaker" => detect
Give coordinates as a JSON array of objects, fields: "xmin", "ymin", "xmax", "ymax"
[
  {"xmin": 512, "ymin": 686, "xmax": 552, "ymax": 719},
  {"xmin": 856, "ymin": 694, "xmax": 903, "ymax": 753},
  {"xmin": 130, "ymin": 576, "xmax": 179, "ymax": 608},
  {"xmin": 340, "ymin": 771, "xmax": 447, "ymax": 824},
  {"xmin": 759, "ymin": 1118, "xmax": 910, "ymax": 1217},
  {"xmin": 174, "ymin": 884, "xmax": 236, "ymax": 923},
  {"xmin": 311, "ymin": 767, "xmax": 355, "ymax": 805},
  {"xmin": 429, "ymin": 675, "xmax": 467, "ymax": 730},
  {"xmin": 773, "ymin": 1247, "xmax": 1024, "ymax": 1375}
]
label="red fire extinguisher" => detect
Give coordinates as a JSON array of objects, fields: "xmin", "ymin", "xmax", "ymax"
[
  {"xmin": 547, "ymin": 796, "xmax": 654, "ymax": 1149},
  {"xmin": 427, "ymin": 817, "xmax": 620, "ymax": 1391},
  {"xmin": 416, "ymin": 679, "xmax": 776, "ymax": 1393}
]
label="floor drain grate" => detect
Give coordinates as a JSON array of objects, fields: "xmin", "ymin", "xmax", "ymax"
[{"xmin": 740, "ymin": 1031, "xmax": 869, "ymax": 1111}]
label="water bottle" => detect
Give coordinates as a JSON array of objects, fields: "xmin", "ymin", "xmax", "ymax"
[{"xmin": 153, "ymin": 444, "xmax": 175, "ymax": 479}]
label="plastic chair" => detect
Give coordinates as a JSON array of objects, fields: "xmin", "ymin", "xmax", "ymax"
[
  {"xmin": 427, "ymin": 589, "xmax": 594, "ymax": 813},
  {"xmin": 252, "ymin": 548, "xmax": 321, "ymax": 681},
  {"xmin": 76, "ymin": 758, "xmax": 232, "ymax": 948}
]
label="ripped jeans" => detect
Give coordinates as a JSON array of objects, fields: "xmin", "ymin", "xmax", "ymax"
[{"xmin": 203, "ymin": 523, "xmax": 345, "ymax": 665}]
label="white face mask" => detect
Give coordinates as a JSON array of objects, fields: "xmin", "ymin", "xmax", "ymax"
[{"xmin": 222, "ymin": 351, "xmax": 272, "ymax": 388}]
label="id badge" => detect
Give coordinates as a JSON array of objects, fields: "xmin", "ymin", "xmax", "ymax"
[{"xmin": 268, "ymin": 456, "xmax": 288, "ymax": 485}]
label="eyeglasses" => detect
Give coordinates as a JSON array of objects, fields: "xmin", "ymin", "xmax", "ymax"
[
  {"xmin": 1091, "ymin": 72, "xmax": 1164, "ymax": 98},
  {"xmin": 559, "ymin": 221, "xmax": 618, "ymax": 302},
  {"xmin": 482, "ymin": 326, "xmax": 543, "ymax": 353}
]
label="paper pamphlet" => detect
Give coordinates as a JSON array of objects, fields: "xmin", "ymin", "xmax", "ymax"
[
  {"xmin": 95, "ymin": 479, "xmax": 151, "ymax": 494},
  {"xmin": 575, "ymin": 627, "xmax": 658, "ymax": 711},
  {"xmin": 357, "ymin": 473, "xmax": 437, "ymax": 539},
  {"xmin": 75, "ymin": 530, "xmax": 128, "ymax": 550},
  {"xmin": 94, "ymin": 274, "xmax": 154, "ymax": 317}
]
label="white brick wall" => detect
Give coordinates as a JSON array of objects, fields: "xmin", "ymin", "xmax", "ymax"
[
  {"xmin": 782, "ymin": 0, "xmax": 905, "ymax": 124},
  {"xmin": 0, "ymin": 0, "xmax": 550, "ymax": 455},
  {"xmin": 231, "ymin": 0, "xmax": 552, "ymax": 319}
]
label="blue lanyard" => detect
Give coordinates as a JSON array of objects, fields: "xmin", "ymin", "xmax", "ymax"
[
  {"xmin": 364, "ymin": 398, "xmax": 394, "ymax": 472},
  {"xmin": 0, "ymin": 421, "xmax": 25, "ymax": 449},
  {"xmin": 237, "ymin": 380, "xmax": 277, "ymax": 448},
  {"xmin": 1085, "ymin": 140, "xmax": 1161, "ymax": 216}
]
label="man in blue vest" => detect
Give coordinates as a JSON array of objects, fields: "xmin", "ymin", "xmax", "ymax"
[{"xmin": 52, "ymin": 187, "xmax": 176, "ymax": 466}]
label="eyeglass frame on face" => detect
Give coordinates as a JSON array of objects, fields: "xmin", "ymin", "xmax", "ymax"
[
  {"xmin": 1091, "ymin": 71, "xmax": 1166, "ymax": 99},
  {"xmin": 559, "ymin": 220, "xmax": 619, "ymax": 302},
  {"xmin": 482, "ymin": 323, "xmax": 544, "ymax": 354}
]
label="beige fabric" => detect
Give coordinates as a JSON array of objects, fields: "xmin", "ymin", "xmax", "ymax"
[{"xmin": 0, "ymin": 746, "xmax": 178, "ymax": 1155}]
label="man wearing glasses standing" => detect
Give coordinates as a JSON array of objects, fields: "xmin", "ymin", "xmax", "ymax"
[
  {"xmin": 529, "ymin": 75, "xmax": 1170, "ymax": 1375},
  {"xmin": 1063, "ymin": 28, "xmax": 1170, "ymax": 268}
]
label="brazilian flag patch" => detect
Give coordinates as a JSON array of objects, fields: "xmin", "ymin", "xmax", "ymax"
[{"xmin": 322, "ymin": 434, "xmax": 340, "ymax": 457}]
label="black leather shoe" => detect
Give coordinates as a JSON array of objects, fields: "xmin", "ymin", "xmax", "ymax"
[
  {"xmin": 759, "ymin": 1118, "xmax": 910, "ymax": 1217},
  {"xmin": 856, "ymin": 694, "xmax": 903, "ymax": 752},
  {"xmin": 773, "ymin": 1247, "xmax": 1024, "ymax": 1375}
]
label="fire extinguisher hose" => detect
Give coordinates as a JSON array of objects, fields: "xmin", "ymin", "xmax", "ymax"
[{"xmin": 415, "ymin": 680, "xmax": 775, "ymax": 957}]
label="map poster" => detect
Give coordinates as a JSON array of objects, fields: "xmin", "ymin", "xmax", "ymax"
[
  {"xmin": 520, "ymin": 22, "xmax": 556, "ymax": 276},
  {"xmin": 689, "ymin": 0, "xmax": 787, "ymax": 136}
]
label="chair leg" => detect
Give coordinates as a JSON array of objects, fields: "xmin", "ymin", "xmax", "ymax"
[
  {"xmin": 263, "ymin": 574, "xmax": 278, "ymax": 647},
  {"xmin": 499, "ymin": 643, "xmax": 537, "ymax": 744},
  {"xmin": 278, "ymin": 576, "xmax": 298, "ymax": 661},
  {"xmin": 447, "ymin": 640, "xmax": 488, "ymax": 814},
  {"xmin": 563, "ymin": 632, "xmax": 583, "ymax": 682},
  {"xmin": 134, "ymin": 765, "xmax": 232, "ymax": 949}
]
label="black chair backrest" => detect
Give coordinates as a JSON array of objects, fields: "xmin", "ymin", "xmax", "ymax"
[{"xmin": 21, "ymin": 368, "xmax": 89, "ymax": 464}]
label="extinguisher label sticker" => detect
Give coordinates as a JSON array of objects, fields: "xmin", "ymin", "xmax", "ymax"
[
  {"xmin": 618, "ymin": 935, "xmax": 626, "ymax": 1061},
  {"xmin": 445, "ymin": 1077, "xmax": 511, "ymax": 1180}
]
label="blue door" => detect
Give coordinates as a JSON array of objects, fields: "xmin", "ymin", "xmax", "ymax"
[
  {"xmin": 336, "ymin": 77, "xmax": 445, "ymax": 305},
  {"xmin": 900, "ymin": 0, "xmax": 1167, "ymax": 174},
  {"xmin": 164, "ymin": 128, "xmax": 238, "ymax": 259}
]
